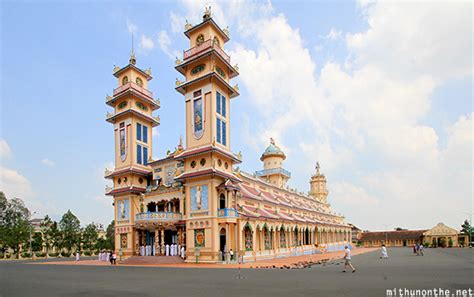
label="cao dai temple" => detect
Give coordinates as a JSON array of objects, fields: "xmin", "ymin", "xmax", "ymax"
[{"xmin": 105, "ymin": 9, "xmax": 350, "ymax": 263}]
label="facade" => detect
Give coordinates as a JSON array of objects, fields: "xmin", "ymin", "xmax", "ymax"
[
  {"xmin": 359, "ymin": 223, "xmax": 466, "ymax": 248},
  {"xmin": 105, "ymin": 9, "xmax": 350, "ymax": 263}
]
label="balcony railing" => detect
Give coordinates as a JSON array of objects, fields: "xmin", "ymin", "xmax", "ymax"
[
  {"xmin": 255, "ymin": 167, "xmax": 292, "ymax": 178},
  {"xmin": 183, "ymin": 39, "xmax": 230, "ymax": 63},
  {"xmin": 135, "ymin": 212, "xmax": 182, "ymax": 221},
  {"xmin": 113, "ymin": 82, "xmax": 153, "ymax": 99},
  {"xmin": 217, "ymin": 208, "xmax": 239, "ymax": 218}
]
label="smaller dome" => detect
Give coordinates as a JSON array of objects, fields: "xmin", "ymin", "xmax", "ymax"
[{"xmin": 260, "ymin": 138, "xmax": 286, "ymax": 161}]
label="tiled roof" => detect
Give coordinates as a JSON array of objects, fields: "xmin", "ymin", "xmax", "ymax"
[{"xmin": 360, "ymin": 230, "xmax": 428, "ymax": 241}]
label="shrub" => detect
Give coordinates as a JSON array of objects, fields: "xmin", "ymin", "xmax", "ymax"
[
  {"xmin": 35, "ymin": 252, "xmax": 46, "ymax": 258},
  {"xmin": 448, "ymin": 239, "xmax": 454, "ymax": 248},
  {"xmin": 423, "ymin": 242, "xmax": 430, "ymax": 248},
  {"xmin": 0, "ymin": 252, "xmax": 4, "ymax": 259},
  {"xmin": 84, "ymin": 251, "xmax": 91, "ymax": 256},
  {"xmin": 48, "ymin": 252, "xmax": 59, "ymax": 257},
  {"xmin": 61, "ymin": 251, "xmax": 71, "ymax": 257},
  {"xmin": 21, "ymin": 252, "xmax": 31, "ymax": 258}
]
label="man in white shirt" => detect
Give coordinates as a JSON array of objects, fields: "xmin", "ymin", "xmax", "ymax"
[
  {"xmin": 381, "ymin": 244, "xmax": 388, "ymax": 259},
  {"xmin": 343, "ymin": 245, "xmax": 356, "ymax": 273},
  {"xmin": 165, "ymin": 244, "xmax": 170, "ymax": 256}
]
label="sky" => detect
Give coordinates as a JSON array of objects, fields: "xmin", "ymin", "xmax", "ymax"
[{"xmin": 0, "ymin": 0, "xmax": 472, "ymax": 231}]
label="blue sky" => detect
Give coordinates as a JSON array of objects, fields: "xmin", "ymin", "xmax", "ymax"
[{"xmin": 1, "ymin": 0, "xmax": 472, "ymax": 231}]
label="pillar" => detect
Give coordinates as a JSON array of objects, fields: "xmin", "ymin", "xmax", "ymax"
[
  {"xmin": 160, "ymin": 228, "xmax": 165, "ymax": 255},
  {"xmin": 154, "ymin": 229, "xmax": 159, "ymax": 256}
]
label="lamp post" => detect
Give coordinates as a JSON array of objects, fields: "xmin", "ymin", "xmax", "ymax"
[{"xmin": 29, "ymin": 211, "xmax": 37, "ymax": 259}]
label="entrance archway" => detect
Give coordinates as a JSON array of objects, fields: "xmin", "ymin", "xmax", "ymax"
[{"xmin": 219, "ymin": 228, "xmax": 226, "ymax": 260}]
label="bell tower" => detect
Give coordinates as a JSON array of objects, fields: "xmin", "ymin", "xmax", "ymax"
[
  {"xmin": 256, "ymin": 138, "xmax": 291, "ymax": 188},
  {"xmin": 309, "ymin": 162, "xmax": 329, "ymax": 203},
  {"xmin": 105, "ymin": 52, "xmax": 160, "ymax": 257},
  {"xmin": 174, "ymin": 7, "xmax": 242, "ymax": 263}
]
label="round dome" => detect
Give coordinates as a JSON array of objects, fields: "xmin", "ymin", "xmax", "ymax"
[{"xmin": 260, "ymin": 138, "xmax": 286, "ymax": 161}]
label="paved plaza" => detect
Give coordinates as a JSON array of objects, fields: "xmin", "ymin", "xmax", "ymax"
[{"xmin": 1, "ymin": 248, "xmax": 473, "ymax": 297}]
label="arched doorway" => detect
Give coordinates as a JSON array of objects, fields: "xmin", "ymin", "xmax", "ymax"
[
  {"xmin": 219, "ymin": 193, "xmax": 226, "ymax": 209},
  {"xmin": 219, "ymin": 228, "xmax": 226, "ymax": 260},
  {"xmin": 147, "ymin": 202, "xmax": 156, "ymax": 212},
  {"xmin": 244, "ymin": 224, "xmax": 253, "ymax": 251}
]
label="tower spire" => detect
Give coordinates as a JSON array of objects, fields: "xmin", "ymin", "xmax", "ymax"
[{"xmin": 129, "ymin": 33, "xmax": 136, "ymax": 65}]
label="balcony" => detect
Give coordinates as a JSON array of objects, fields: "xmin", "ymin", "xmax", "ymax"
[
  {"xmin": 183, "ymin": 39, "xmax": 230, "ymax": 63},
  {"xmin": 135, "ymin": 212, "xmax": 182, "ymax": 222},
  {"xmin": 217, "ymin": 208, "xmax": 239, "ymax": 218},
  {"xmin": 106, "ymin": 109, "xmax": 160, "ymax": 127},
  {"xmin": 113, "ymin": 81, "xmax": 153, "ymax": 98},
  {"xmin": 255, "ymin": 167, "xmax": 292, "ymax": 178}
]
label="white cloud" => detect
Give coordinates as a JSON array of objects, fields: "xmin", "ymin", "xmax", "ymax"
[
  {"xmin": 0, "ymin": 139, "xmax": 12, "ymax": 159},
  {"xmin": 158, "ymin": 30, "xmax": 177, "ymax": 59},
  {"xmin": 325, "ymin": 28, "xmax": 342, "ymax": 40},
  {"xmin": 346, "ymin": 1, "xmax": 473, "ymax": 82},
  {"xmin": 126, "ymin": 19, "xmax": 138, "ymax": 34},
  {"xmin": 0, "ymin": 166, "xmax": 34, "ymax": 200},
  {"xmin": 139, "ymin": 34, "xmax": 155, "ymax": 50},
  {"xmin": 170, "ymin": 11, "xmax": 185, "ymax": 34},
  {"xmin": 41, "ymin": 158, "xmax": 55, "ymax": 167}
]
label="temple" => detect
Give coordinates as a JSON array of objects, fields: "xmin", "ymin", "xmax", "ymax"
[{"xmin": 105, "ymin": 8, "xmax": 351, "ymax": 263}]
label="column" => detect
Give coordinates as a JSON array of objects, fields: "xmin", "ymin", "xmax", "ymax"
[
  {"xmin": 134, "ymin": 229, "xmax": 139, "ymax": 255},
  {"xmin": 160, "ymin": 228, "xmax": 165, "ymax": 255},
  {"xmin": 154, "ymin": 229, "xmax": 159, "ymax": 256}
]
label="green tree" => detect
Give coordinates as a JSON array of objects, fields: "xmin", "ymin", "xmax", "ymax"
[
  {"xmin": 40, "ymin": 215, "xmax": 54, "ymax": 256},
  {"xmin": 0, "ymin": 192, "xmax": 7, "ymax": 254},
  {"xmin": 1, "ymin": 195, "xmax": 32, "ymax": 258},
  {"xmin": 105, "ymin": 220, "xmax": 115, "ymax": 250},
  {"xmin": 82, "ymin": 223, "xmax": 98, "ymax": 253},
  {"xmin": 461, "ymin": 219, "xmax": 472, "ymax": 245},
  {"xmin": 32, "ymin": 232, "xmax": 43, "ymax": 252},
  {"xmin": 59, "ymin": 210, "xmax": 81, "ymax": 253}
]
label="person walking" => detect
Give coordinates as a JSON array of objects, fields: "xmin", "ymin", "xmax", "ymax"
[
  {"xmin": 75, "ymin": 251, "xmax": 80, "ymax": 261},
  {"xmin": 381, "ymin": 244, "xmax": 388, "ymax": 259},
  {"xmin": 111, "ymin": 251, "xmax": 117, "ymax": 265},
  {"xmin": 342, "ymin": 245, "xmax": 356, "ymax": 273},
  {"xmin": 419, "ymin": 244, "xmax": 424, "ymax": 256}
]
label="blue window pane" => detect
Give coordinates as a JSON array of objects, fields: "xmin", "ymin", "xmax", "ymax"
[
  {"xmin": 137, "ymin": 144, "xmax": 142, "ymax": 164},
  {"xmin": 143, "ymin": 126, "xmax": 148, "ymax": 143},
  {"xmin": 222, "ymin": 121, "xmax": 226, "ymax": 146},
  {"xmin": 137, "ymin": 123, "xmax": 142, "ymax": 141},
  {"xmin": 216, "ymin": 118, "xmax": 221, "ymax": 144},
  {"xmin": 216, "ymin": 92, "xmax": 221, "ymax": 115},
  {"xmin": 143, "ymin": 147, "xmax": 148, "ymax": 166},
  {"xmin": 222, "ymin": 95, "xmax": 226, "ymax": 117}
]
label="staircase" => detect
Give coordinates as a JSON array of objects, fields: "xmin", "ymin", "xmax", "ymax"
[{"xmin": 121, "ymin": 256, "xmax": 184, "ymax": 265}]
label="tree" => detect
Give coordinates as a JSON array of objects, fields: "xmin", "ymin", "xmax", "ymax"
[
  {"xmin": 0, "ymin": 192, "xmax": 7, "ymax": 254},
  {"xmin": 82, "ymin": 223, "xmax": 98, "ymax": 253},
  {"xmin": 461, "ymin": 219, "xmax": 472, "ymax": 245},
  {"xmin": 41, "ymin": 215, "xmax": 54, "ymax": 256},
  {"xmin": 394, "ymin": 227, "xmax": 405, "ymax": 231},
  {"xmin": 59, "ymin": 210, "xmax": 81, "ymax": 253},
  {"xmin": 0, "ymin": 195, "xmax": 32, "ymax": 258},
  {"xmin": 105, "ymin": 220, "xmax": 115, "ymax": 250},
  {"xmin": 32, "ymin": 232, "xmax": 43, "ymax": 252}
]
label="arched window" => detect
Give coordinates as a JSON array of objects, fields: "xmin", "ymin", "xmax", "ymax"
[
  {"xmin": 264, "ymin": 225, "xmax": 271, "ymax": 250},
  {"xmin": 280, "ymin": 227, "xmax": 286, "ymax": 248},
  {"xmin": 213, "ymin": 36, "xmax": 220, "ymax": 47},
  {"xmin": 244, "ymin": 224, "xmax": 253, "ymax": 251},
  {"xmin": 196, "ymin": 34, "xmax": 204, "ymax": 46},
  {"xmin": 219, "ymin": 193, "xmax": 226, "ymax": 209},
  {"xmin": 147, "ymin": 202, "xmax": 156, "ymax": 212},
  {"xmin": 122, "ymin": 76, "xmax": 129, "ymax": 85},
  {"xmin": 136, "ymin": 77, "xmax": 143, "ymax": 87}
]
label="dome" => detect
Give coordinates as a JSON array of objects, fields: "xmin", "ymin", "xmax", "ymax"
[{"xmin": 260, "ymin": 138, "xmax": 286, "ymax": 161}]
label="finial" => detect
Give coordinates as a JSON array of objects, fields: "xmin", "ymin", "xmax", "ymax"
[
  {"xmin": 270, "ymin": 137, "xmax": 275, "ymax": 145},
  {"xmin": 178, "ymin": 135, "xmax": 183, "ymax": 148},
  {"xmin": 316, "ymin": 161, "xmax": 320, "ymax": 174},
  {"xmin": 203, "ymin": 5, "xmax": 212, "ymax": 20},
  {"xmin": 185, "ymin": 19, "xmax": 192, "ymax": 31}
]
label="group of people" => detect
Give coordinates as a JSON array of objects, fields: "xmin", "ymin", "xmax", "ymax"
[
  {"xmin": 98, "ymin": 250, "xmax": 117, "ymax": 265},
  {"xmin": 413, "ymin": 243, "xmax": 424, "ymax": 256},
  {"xmin": 138, "ymin": 244, "xmax": 186, "ymax": 259}
]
